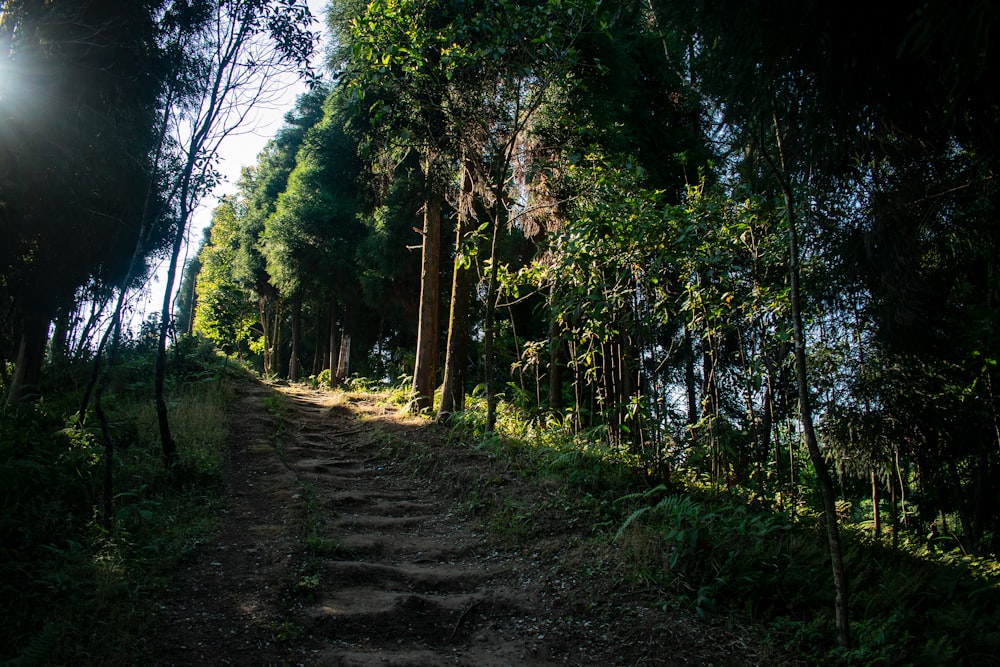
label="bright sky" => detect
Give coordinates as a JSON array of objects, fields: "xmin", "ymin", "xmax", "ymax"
[{"xmin": 135, "ymin": 0, "xmax": 330, "ymax": 327}]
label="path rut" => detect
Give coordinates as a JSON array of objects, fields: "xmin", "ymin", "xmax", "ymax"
[
  {"xmin": 152, "ymin": 381, "xmax": 576, "ymax": 666},
  {"xmin": 151, "ymin": 380, "xmax": 776, "ymax": 666}
]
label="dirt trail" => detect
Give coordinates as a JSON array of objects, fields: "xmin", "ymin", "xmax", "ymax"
[{"xmin": 151, "ymin": 380, "xmax": 770, "ymax": 666}]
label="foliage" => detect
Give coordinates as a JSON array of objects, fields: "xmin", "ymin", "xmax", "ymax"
[
  {"xmin": 444, "ymin": 394, "xmax": 1000, "ymax": 665},
  {"xmin": 194, "ymin": 198, "xmax": 260, "ymax": 354},
  {"xmin": 0, "ymin": 342, "xmax": 234, "ymax": 664}
]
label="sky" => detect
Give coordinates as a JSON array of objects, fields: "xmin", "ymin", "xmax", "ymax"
[{"xmin": 134, "ymin": 0, "xmax": 330, "ymax": 327}]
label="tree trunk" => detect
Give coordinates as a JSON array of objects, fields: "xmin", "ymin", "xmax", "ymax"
[
  {"xmin": 289, "ymin": 296, "xmax": 301, "ymax": 382},
  {"xmin": 484, "ymin": 215, "xmax": 501, "ymax": 432},
  {"xmin": 328, "ymin": 295, "xmax": 338, "ymax": 382},
  {"xmin": 702, "ymin": 337, "xmax": 721, "ymax": 483},
  {"xmin": 336, "ymin": 302, "xmax": 352, "ymax": 382},
  {"xmin": 5, "ymin": 308, "xmax": 50, "ymax": 405},
  {"xmin": 548, "ymin": 302, "xmax": 564, "ymax": 415},
  {"xmin": 438, "ymin": 158, "xmax": 475, "ymax": 420},
  {"xmin": 312, "ymin": 306, "xmax": 325, "ymax": 376},
  {"xmin": 155, "ymin": 195, "xmax": 187, "ymax": 467},
  {"xmin": 872, "ymin": 468, "xmax": 881, "ymax": 537},
  {"xmin": 684, "ymin": 323, "xmax": 698, "ymax": 428},
  {"xmin": 258, "ymin": 296, "xmax": 271, "ymax": 374},
  {"xmin": 437, "ymin": 253, "xmax": 472, "ymax": 419},
  {"xmin": 272, "ymin": 300, "xmax": 283, "ymax": 377},
  {"xmin": 774, "ymin": 115, "xmax": 850, "ymax": 648},
  {"xmin": 50, "ymin": 305, "xmax": 71, "ymax": 374},
  {"xmin": 759, "ymin": 365, "xmax": 775, "ymax": 476},
  {"xmin": 890, "ymin": 468, "xmax": 899, "ymax": 549},
  {"xmin": 410, "ymin": 159, "xmax": 442, "ymax": 413}
]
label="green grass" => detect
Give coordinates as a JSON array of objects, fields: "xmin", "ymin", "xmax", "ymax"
[
  {"xmin": 433, "ymin": 394, "xmax": 1000, "ymax": 666},
  {"xmin": 0, "ymin": 339, "xmax": 236, "ymax": 666}
]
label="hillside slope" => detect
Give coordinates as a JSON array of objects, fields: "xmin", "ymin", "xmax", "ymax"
[{"xmin": 150, "ymin": 380, "xmax": 781, "ymax": 666}]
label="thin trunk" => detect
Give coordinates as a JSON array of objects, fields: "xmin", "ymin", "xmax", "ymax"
[
  {"xmin": 50, "ymin": 306, "xmax": 70, "ymax": 375},
  {"xmin": 312, "ymin": 306, "xmax": 325, "ymax": 376},
  {"xmin": 94, "ymin": 305, "xmax": 127, "ymax": 530},
  {"xmin": 896, "ymin": 446, "xmax": 908, "ymax": 529},
  {"xmin": 890, "ymin": 468, "xmax": 899, "ymax": 549},
  {"xmin": 259, "ymin": 296, "xmax": 271, "ymax": 374},
  {"xmin": 438, "ymin": 157, "xmax": 475, "ymax": 420},
  {"xmin": 411, "ymin": 165, "xmax": 442, "ymax": 413},
  {"xmin": 186, "ymin": 272, "xmax": 197, "ymax": 337},
  {"xmin": 760, "ymin": 366, "xmax": 775, "ymax": 480},
  {"xmin": 773, "ymin": 114, "xmax": 849, "ymax": 648},
  {"xmin": 548, "ymin": 295, "xmax": 563, "ymax": 415},
  {"xmin": 702, "ymin": 336, "xmax": 720, "ymax": 484},
  {"xmin": 289, "ymin": 296, "xmax": 301, "ymax": 382},
  {"xmin": 328, "ymin": 295, "xmax": 338, "ymax": 382},
  {"xmin": 872, "ymin": 468, "xmax": 881, "ymax": 537},
  {"xmin": 272, "ymin": 300, "xmax": 283, "ymax": 378},
  {"xmin": 336, "ymin": 303, "xmax": 352, "ymax": 382},
  {"xmin": 484, "ymin": 215, "xmax": 501, "ymax": 432},
  {"xmin": 684, "ymin": 323, "xmax": 698, "ymax": 427},
  {"xmin": 77, "ymin": 328, "xmax": 110, "ymax": 428},
  {"xmin": 438, "ymin": 243, "xmax": 472, "ymax": 418},
  {"xmin": 5, "ymin": 308, "xmax": 50, "ymax": 405},
  {"xmin": 155, "ymin": 195, "xmax": 187, "ymax": 467}
]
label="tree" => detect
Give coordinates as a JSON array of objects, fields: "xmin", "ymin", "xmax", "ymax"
[
  {"xmin": 151, "ymin": 0, "xmax": 315, "ymax": 465},
  {"xmin": 338, "ymin": 0, "xmax": 456, "ymax": 411},
  {"xmin": 263, "ymin": 89, "xmax": 365, "ymax": 383},
  {"xmin": 1, "ymin": 0, "xmax": 166, "ymax": 405},
  {"xmin": 194, "ymin": 198, "xmax": 259, "ymax": 354}
]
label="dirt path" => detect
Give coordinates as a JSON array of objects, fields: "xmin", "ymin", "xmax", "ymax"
[{"xmin": 151, "ymin": 380, "xmax": 771, "ymax": 666}]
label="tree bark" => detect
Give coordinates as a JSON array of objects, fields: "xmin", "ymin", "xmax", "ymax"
[
  {"xmin": 336, "ymin": 302, "xmax": 352, "ymax": 382},
  {"xmin": 437, "ymin": 248, "xmax": 472, "ymax": 419},
  {"xmin": 5, "ymin": 308, "xmax": 50, "ymax": 405},
  {"xmin": 272, "ymin": 299, "xmax": 283, "ymax": 377},
  {"xmin": 684, "ymin": 323, "xmax": 698, "ymax": 428},
  {"xmin": 312, "ymin": 306, "xmax": 325, "ymax": 376},
  {"xmin": 410, "ymin": 157, "xmax": 442, "ymax": 413},
  {"xmin": 773, "ymin": 114, "xmax": 850, "ymax": 648},
  {"xmin": 438, "ymin": 158, "xmax": 475, "ymax": 420},
  {"xmin": 484, "ymin": 214, "xmax": 501, "ymax": 432},
  {"xmin": 155, "ymin": 204, "xmax": 185, "ymax": 467},
  {"xmin": 328, "ymin": 295, "xmax": 339, "ymax": 382},
  {"xmin": 872, "ymin": 468, "xmax": 882, "ymax": 537},
  {"xmin": 548, "ymin": 293, "xmax": 564, "ymax": 415},
  {"xmin": 289, "ymin": 296, "xmax": 301, "ymax": 382}
]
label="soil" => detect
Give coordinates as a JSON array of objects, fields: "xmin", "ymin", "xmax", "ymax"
[{"xmin": 150, "ymin": 379, "xmax": 783, "ymax": 666}]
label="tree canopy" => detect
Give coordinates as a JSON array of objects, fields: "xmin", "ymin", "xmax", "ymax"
[{"xmin": 3, "ymin": 0, "xmax": 1000, "ymax": 659}]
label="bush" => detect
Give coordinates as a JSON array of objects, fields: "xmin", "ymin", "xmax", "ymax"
[{"xmin": 0, "ymin": 340, "xmax": 232, "ymax": 665}]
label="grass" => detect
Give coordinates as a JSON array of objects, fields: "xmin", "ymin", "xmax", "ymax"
[
  {"xmin": 425, "ymin": 394, "xmax": 1000, "ymax": 666},
  {"xmin": 0, "ymin": 338, "xmax": 236, "ymax": 666}
]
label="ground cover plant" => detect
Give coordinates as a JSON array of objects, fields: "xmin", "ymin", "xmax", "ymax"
[
  {"xmin": 0, "ymin": 337, "xmax": 235, "ymax": 665},
  {"xmin": 4, "ymin": 1, "xmax": 999, "ymax": 663},
  {"xmin": 436, "ymin": 395, "xmax": 1000, "ymax": 665}
]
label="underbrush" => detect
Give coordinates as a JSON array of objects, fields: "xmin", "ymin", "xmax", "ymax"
[
  {"xmin": 442, "ymin": 396, "xmax": 1000, "ymax": 666},
  {"xmin": 0, "ymin": 337, "xmax": 238, "ymax": 665}
]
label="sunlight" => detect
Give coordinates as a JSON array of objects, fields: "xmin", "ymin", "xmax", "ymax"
[{"xmin": 0, "ymin": 52, "xmax": 30, "ymax": 111}]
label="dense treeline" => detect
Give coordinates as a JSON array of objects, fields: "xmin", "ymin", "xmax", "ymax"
[
  {"xmin": 183, "ymin": 0, "xmax": 1000, "ymax": 651},
  {"xmin": 1, "ymin": 0, "xmax": 316, "ymax": 660},
  {"xmin": 3, "ymin": 0, "xmax": 1000, "ymax": 660},
  {"xmin": 190, "ymin": 0, "xmax": 999, "ymax": 551}
]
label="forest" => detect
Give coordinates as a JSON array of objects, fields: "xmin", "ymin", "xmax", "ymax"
[{"xmin": 3, "ymin": 0, "xmax": 1000, "ymax": 664}]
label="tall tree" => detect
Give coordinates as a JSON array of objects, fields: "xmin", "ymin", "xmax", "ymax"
[
  {"xmin": 1, "ymin": 0, "xmax": 166, "ymax": 405},
  {"xmin": 263, "ymin": 90, "xmax": 365, "ymax": 382},
  {"xmin": 340, "ymin": 0, "xmax": 464, "ymax": 412},
  {"xmin": 151, "ymin": 0, "xmax": 315, "ymax": 464}
]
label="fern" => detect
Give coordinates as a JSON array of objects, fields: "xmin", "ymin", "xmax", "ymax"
[
  {"xmin": 615, "ymin": 504, "xmax": 653, "ymax": 541},
  {"xmin": 8, "ymin": 623, "xmax": 59, "ymax": 667}
]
